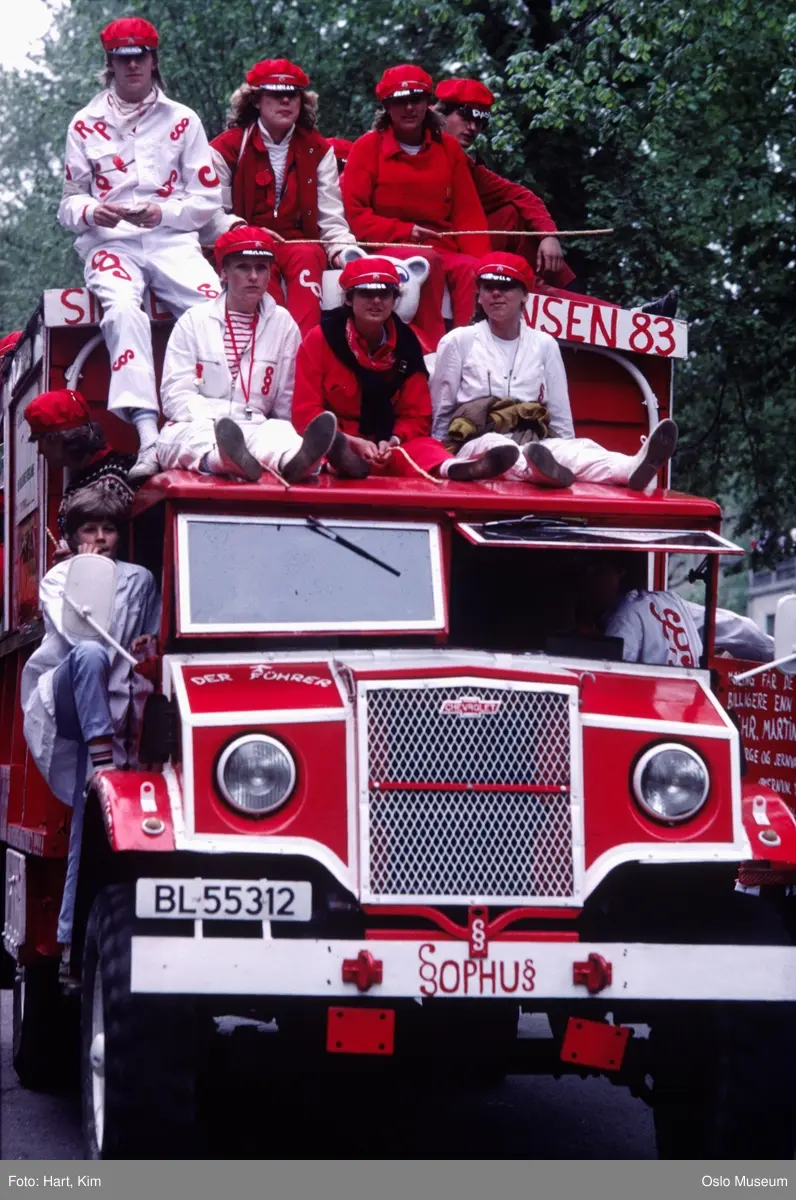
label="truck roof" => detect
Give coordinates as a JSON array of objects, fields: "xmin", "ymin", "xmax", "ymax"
[{"xmin": 134, "ymin": 469, "xmax": 723, "ymax": 526}]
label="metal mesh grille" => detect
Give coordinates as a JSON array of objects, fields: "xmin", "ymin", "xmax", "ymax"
[{"xmin": 363, "ymin": 684, "xmax": 575, "ymax": 900}]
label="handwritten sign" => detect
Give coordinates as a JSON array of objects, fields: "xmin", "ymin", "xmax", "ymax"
[{"xmin": 727, "ymin": 670, "xmax": 796, "ymax": 797}]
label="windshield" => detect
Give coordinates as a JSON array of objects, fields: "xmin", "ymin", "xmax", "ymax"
[{"xmin": 176, "ymin": 515, "xmax": 445, "ymax": 634}]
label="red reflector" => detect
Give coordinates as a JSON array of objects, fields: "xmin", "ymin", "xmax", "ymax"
[
  {"xmin": 326, "ymin": 1007, "xmax": 395, "ymax": 1055},
  {"xmin": 560, "ymin": 1017, "xmax": 630, "ymax": 1072}
]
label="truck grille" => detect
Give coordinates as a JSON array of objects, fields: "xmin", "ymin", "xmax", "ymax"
[{"xmin": 361, "ymin": 682, "xmax": 576, "ymax": 902}]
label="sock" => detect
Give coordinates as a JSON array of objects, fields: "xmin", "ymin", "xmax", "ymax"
[
  {"xmin": 88, "ymin": 738, "xmax": 114, "ymax": 770},
  {"xmin": 129, "ymin": 409, "xmax": 159, "ymax": 450}
]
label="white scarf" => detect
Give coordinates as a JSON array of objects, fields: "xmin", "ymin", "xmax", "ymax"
[{"xmin": 108, "ymin": 84, "xmax": 159, "ymax": 135}]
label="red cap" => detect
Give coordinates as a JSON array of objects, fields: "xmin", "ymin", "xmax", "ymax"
[
  {"xmin": 100, "ymin": 18, "xmax": 159, "ymax": 55},
  {"xmin": 25, "ymin": 389, "xmax": 91, "ymax": 439},
  {"xmin": 435, "ymin": 78, "xmax": 494, "ymax": 116},
  {"xmin": 376, "ymin": 65, "xmax": 433, "ymax": 102},
  {"xmin": 339, "ymin": 257, "xmax": 402, "ymax": 291},
  {"xmin": 476, "ymin": 252, "xmax": 534, "ymax": 290},
  {"xmin": 0, "ymin": 331, "xmax": 22, "ymax": 358},
  {"xmin": 214, "ymin": 225, "xmax": 277, "ymax": 268},
  {"xmin": 246, "ymin": 59, "xmax": 309, "ymax": 91}
]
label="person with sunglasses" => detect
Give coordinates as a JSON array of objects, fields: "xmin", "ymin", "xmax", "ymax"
[{"xmin": 207, "ymin": 58, "xmax": 357, "ymax": 338}]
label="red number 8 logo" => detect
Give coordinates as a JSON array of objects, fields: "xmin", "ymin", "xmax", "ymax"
[
  {"xmin": 261, "ymin": 365, "xmax": 274, "ymax": 396},
  {"xmin": 111, "ymin": 349, "xmax": 135, "ymax": 372},
  {"xmin": 90, "ymin": 250, "xmax": 132, "ymax": 282},
  {"xmin": 170, "ymin": 117, "xmax": 190, "ymax": 141},
  {"xmin": 197, "ymin": 283, "xmax": 220, "ymax": 300}
]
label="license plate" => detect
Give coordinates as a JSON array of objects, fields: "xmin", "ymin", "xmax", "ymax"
[{"xmin": 135, "ymin": 878, "xmax": 312, "ymax": 921}]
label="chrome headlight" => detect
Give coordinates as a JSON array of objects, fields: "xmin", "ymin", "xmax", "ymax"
[
  {"xmin": 632, "ymin": 743, "xmax": 709, "ymax": 823},
  {"xmin": 216, "ymin": 734, "xmax": 296, "ymax": 816}
]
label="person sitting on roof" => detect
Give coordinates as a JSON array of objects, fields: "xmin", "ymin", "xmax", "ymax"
[
  {"xmin": 146, "ymin": 226, "xmax": 336, "ymax": 483},
  {"xmin": 205, "ymin": 58, "xmax": 357, "ymax": 339},
  {"xmin": 582, "ymin": 553, "xmax": 775, "ymax": 665},
  {"xmin": 430, "ymin": 252, "xmax": 678, "ymax": 490},
  {"xmin": 292, "ymin": 256, "xmax": 517, "ymax": 481},
  {"xmin": 341, "ymin": 65, "xmax": 491, "ymax": 351},
  {"xmin": 25, "ymin": 388, "xmax": 135, "ymax": 554},
  {"xmin": 20, "ymin": 482, "xmax": 160, "ymax": 965},
  {"xmin": 434, "ymin": 78, "xmax": 677, "ymax": 319},
  {"xmin": 57, "ymin": 17, "xmax": 224, "ymax": 478}
]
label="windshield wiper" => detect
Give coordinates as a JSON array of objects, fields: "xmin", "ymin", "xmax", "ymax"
[
  {"xmin": 304, "ymin": 516, "xmax": 401, "ymax": 577},
  {"xmin": 482, "ymin": 514, "xmax": 589, "ymax": 531}
]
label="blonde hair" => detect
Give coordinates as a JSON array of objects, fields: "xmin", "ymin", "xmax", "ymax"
[{"xmin": 226, "ymin": 83, "xmax": 319, "ymax": 131}]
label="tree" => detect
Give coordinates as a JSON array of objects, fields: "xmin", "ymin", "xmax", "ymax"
[{"xmin": 0, "ymin": 0, "xmax": 792, "ymax": 546}]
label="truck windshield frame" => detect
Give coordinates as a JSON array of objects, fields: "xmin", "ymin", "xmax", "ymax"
[
  {"xmin": 175, "ymin": 513, "xmax": 447, "ymax": 636},
  {"xmin": 456, "ymin": 521, "xmax": 744, "ymax": 555}
]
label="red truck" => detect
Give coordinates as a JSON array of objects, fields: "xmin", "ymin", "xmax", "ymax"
[{"xmin": 2, "ymin": 285, "xmax": 795, "ymax": 1160}]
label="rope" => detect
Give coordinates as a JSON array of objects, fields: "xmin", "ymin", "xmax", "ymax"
[
  {"xmin": 391, "ymin": 445, "xmax": 446, "ymax": 485},
  {"xmin": 278, "ymin": 229, "xmax": 614, "ymax": 249}
]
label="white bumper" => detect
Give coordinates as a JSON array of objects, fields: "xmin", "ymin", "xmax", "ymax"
[{"xmin": 130, "ymin": 936, "xmax": 796, "ymax": 1001}]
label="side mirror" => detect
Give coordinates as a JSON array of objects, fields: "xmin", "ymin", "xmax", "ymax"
[
  {"xmin": 62, "ymin": 553, "xmax": 116, "ymax": 641},
  {"xmin": 774, "ymin": 594, "xmax": 796, "ymax": 675}
]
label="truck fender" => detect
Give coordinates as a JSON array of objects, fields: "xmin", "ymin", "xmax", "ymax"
[
  {"xmin": 90, "ymin": 770, "xmax": 176, "ymax": 852},
  {"xmin": 741, "ymin": 782, "xmax": 796, "ymax": 865}
]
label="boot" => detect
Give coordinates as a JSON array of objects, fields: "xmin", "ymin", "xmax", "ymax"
[
  {"xmin": 446, "ymin": 442, "xmax": 520, "ymax": 481},
  {"xmin": 523, "ymin": 442, "xmax": 574, "ymax": 487},
  {"xmin": 207, "ymin": 418, "xmax": 263, "ymax": 481},
  {"xmin": 281, "ymin": 412, "xmax": 338, "ymax": 483},
  {"xmin": 640, "ymin": 289, "xmax": 678, "ymax": 318},
  {"xmin": 128, "ymin": 443, "xmax": 161, "ymax": 481},
  {"xmin": 326, "ymin": 430, "xmax": 371, "ymax": 479},
  {"xmin": 627, "ymin": 418, "xmax": 679, "ymax": 490}
]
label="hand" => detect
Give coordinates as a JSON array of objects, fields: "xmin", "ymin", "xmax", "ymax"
[
  {"xmin": 125, "ymin": 203, "xmax": 162, "ymax": 229},
  {"xmin": 346, "ymin": 435, "xmax": 382, "ymax": 463},
  {"xmin": 52, "ymin": 540, "xmax": 72, "ymax": 565},
  {"xmin": 130, "ymin": 633, "xmax": 157, "ymax": 656},
  {"xmin": 330, "ymin": 251, "xmax": 344, "ymax": 269},
  {"xmin": 77, "ymin": 543, "xmax": 100, "ymax": 555},
  {"xmin": 411, "ymin": 224, "xmax": 442, "ymax": 244},
  {"xmin": 536, "ymin": 235, "xmax": 564, "ymax": 277},
  {"xmin": 372, "ymin": 439, "xmax": 395, "ymax": 465},
  {"xmin": 92, "ymin": 202, "xmax": 126, "ymax": 229}
]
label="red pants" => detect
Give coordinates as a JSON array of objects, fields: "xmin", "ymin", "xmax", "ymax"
[
  {"xmin": 267, "ymin": 242, "xmax": 327, "ymax": 338},
  {"xmin": 371, "ymin": 436, "xmax": 451, "ymax": 478},
  {"xmin": 386, "ymin": 247, "xmax": 480, "ymax": 350}
]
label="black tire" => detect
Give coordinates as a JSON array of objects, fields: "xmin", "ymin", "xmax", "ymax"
[
  {"xmin": 81, "ymin": 883, "xmax": 200, "ymax": 1159},
  {"xmin": 652, "ymin": 1001, "xmax": 796, "ymax": 1158},
  {"xmin": 12, "ymin": 960, "xmax": 79, "ymax": 1092}
]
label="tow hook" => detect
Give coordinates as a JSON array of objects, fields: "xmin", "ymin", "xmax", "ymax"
[
  {"xmin": 573, "ymin": 952, "xmax": 613, "ymax": 995},
  {"xmin": 342, "ymin": 950, "xmax": 383, "ymax": 992}
]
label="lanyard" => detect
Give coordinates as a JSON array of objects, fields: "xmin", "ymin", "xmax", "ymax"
[{"xmin": 225, "ymin": 309, "xmax": 258, "ymax": 405}]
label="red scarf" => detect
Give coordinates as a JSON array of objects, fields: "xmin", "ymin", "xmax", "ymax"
[{"xmin": 344, "ymin": 316, "xmax": 397, "ymax": 372}]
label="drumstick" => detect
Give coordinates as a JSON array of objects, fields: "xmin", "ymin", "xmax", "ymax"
[{"xmin": 45, "ymin": 526, "xmax": 60, "ymax": 549}]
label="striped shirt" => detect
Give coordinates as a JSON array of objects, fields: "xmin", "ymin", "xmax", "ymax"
[{"xmin": 224, "ymin": 310, "xmax": 257, "ymax": 379}]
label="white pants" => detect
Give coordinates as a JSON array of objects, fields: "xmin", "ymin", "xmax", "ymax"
[
  {"xmin": 82, "ymin": 232, "xmax": 221, "ymax": 418},
  {"xmin": 156, "ymin": 416, "xmax": 301, "ymax": 474},
  {"xmin": 456, "ymin": 433, "xmax": 637, "ymax": 485}
]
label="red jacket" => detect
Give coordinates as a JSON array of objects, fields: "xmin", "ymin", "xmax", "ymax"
[
  {"xmin": 468, "ymin": 158, "xmax": 576, "ymax": 288},
  {"xmin": 341, "ymin": 127, "xmax": 490, "ymax": 256},
  {"xmin": 293, "ymin": 324, "xmax": 432, "ymax": 443},
  {"xmin": 211, "ymin": 123, "xmax": 329, "ymax": 239}
]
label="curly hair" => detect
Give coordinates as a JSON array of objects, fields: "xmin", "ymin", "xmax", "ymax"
[
  {"xmin": 36, "ymin": 421, "xmax": 107, "ymax": 462},
  {"xmin": 372, "ymin": 106, "xmax": 444, "ymax": 141},
  {"xmin": 226, "ymin": 84, "xmax": 319, "ymax": 131}
]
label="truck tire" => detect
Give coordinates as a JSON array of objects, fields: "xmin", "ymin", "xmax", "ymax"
[
  {"xmin": 651, "ymin": 1001, "xmax": 796, "ymax": 1158},
  {"xmin": 12, "ymin": 961, "xmax": 79, "ymax": 1091},
  {"xmin": 81, "ymin": 884, "xmax": 200, "ymax": 1159}
]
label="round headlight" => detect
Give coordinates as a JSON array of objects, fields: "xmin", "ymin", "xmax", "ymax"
[
  {"xmin": 216, "ymin": 735, "xmax": 296, "ymax": 816},
  {"xmin": 632, "ymin": 743, "xmax": 709, "ymax": 823}
]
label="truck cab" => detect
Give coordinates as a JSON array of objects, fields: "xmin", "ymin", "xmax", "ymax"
[{"xmin": 2, "ymin": 285, "xmax": 795, "ymax": 1160}]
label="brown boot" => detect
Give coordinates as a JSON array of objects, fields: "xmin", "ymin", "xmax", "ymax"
[
  {"xmin": 446, "ymin": 442, "xmax": 519, "ymax": 481},
  {"xmin": 326, "ymin": 431, "xmax": 371, "ymax": 479},
  {"xmin": 209, "ymin": 418, "xmax": 263, "ymax": 481},
  {"xmin": 523, "ymin": 442, "xmax": 574, "ymax": 488},
  {"xmin": 281, "ymin": 412, "xmax": 338, "ymax": 483}
]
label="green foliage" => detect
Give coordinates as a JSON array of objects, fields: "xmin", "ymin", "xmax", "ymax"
[{"xmin": 0, "ymin": 0, "xmax": 792, "ymax": 545}]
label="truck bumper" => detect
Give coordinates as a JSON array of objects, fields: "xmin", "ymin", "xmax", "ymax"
[{"xmin": 130, "ymin": 936, "xmax": 796, "ymax": 1001}]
